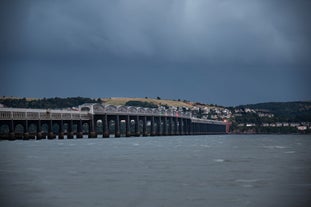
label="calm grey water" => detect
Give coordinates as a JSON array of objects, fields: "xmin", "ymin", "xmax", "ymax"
[{"xmin": 0, "ymin": 135, "xmax": 311, "ymax": 207}]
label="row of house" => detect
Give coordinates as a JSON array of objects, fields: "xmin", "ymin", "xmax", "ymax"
[{"xmin": 239, "ymin": 122, "xmax": 311, "ymax": 130}]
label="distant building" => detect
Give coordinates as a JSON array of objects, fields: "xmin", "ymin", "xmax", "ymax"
[
  {"xmin": 246, "ymin": 123, "xmax": 256, "ymax": 127},
  {"xmin": 276, "ymin": 123, "xmax": 282, "ymax": 127},
  {"xmin": 282, "ymin": 123, "xmax": 289, "ymax": 127},
  {"xmin": 297, "ymin": 126, "xmax": 307, "ymax": 131},
  {"xmin": 290, "ymin": 123, "xmax": 300, "ymax": 127},
  {"xmin": 258, "ymin": 113, "xmax": 274, "ymax": 118}
]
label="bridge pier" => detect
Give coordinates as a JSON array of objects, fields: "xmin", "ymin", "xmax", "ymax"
[
  {"xmin": 67, "ymin": 120, "xmax": 74, "ymax": 139},
  {"xmin": 125, "ymin": 115, "xmax": 131, "ymax": 137},
  {"xmin": 142, "ymin": 116, "xmax": 147, "ymax": 136},
  {"xmin": 186, "ymin": 119, "xmax": 190, "ymax": 135},
  {"xmin": 156, "ymin": 117, "xmax": 162, "ymax": 136},
  {"xmin": 6, "ymin": 120, "xmax": 14, "ymax": 140},
  {"xmin": 88, "ymin": 118, "xmax": 97, "ymax": 138},
  {"xmin": 150, "ymin": 116, "xmax": 155, "ymax": 136},
  {"xmin": 9, "ymin": 132, "xmax": 15, "ymax": 140},
  {"xmin": 22, "ymin": 120, "xmax": 29, "ymax": 140},
  {"xmin": 47, "ymin": 120, "xmax": 55, "ymax": 139},
  {"xmin": 103, "ymin": 114, "xmax": 109, "ymax": 138},
  {"xmin": 169, "ymin": 117, "xmax": 174, "ymax": 136},
  {"xmin": 115, "ymin": 115, "xmax": 121, "ymax": 138},
  {"xmin": 76, "ymin": 120, "xmax": 83, "ymax": 138},
  {"xmin": 23, "ymin": 132, "xmax": 30, "ymax": 140},
  {"xmin": 179, "ymin": 118, "xmax": 182, "ymax": 135},
  {"xmin": 162, "ymin": 117, "xmax": 167, "ymax": 136},
  {"xmin": 174, "ymin": 118, "xmax": 178, "ymax": 135},
  {"xmin": 135, "ymin": 116, "xmax": 140, "ymax": 137},
  {"xmin": 88, "ymin": 131, "xmax": 97, "ymax": 138},
  {"xmin": 58, "ymin": 120, "xmax": 64, "ymax": 139}
]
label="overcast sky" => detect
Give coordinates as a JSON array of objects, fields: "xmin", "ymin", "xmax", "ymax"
[{"xmin": 0, "ymin": 0, "xmax": 310, "ymax": 106}]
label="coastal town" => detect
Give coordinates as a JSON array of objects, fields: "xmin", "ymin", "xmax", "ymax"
[{"xmin": 166, "ymin": 103, "xmax": 310, "ymax": 133}]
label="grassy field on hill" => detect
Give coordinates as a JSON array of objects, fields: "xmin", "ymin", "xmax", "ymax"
[{"xmin": 102, "ymin": 97, "xmax": 194, "ymax": 108}]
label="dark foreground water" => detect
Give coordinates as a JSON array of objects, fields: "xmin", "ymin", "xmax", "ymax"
[{"xmin": 0, "ymin": 135, "xmax": 311, "ymax": 207}]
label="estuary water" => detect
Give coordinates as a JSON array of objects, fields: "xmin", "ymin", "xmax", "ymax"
[{"xmin": 0, "ymin": 135, "xmax": 311, "ymax": 207}]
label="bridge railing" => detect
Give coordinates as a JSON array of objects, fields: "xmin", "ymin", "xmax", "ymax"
[
  {"xmin": 0, "ymin": 108, "xmax": 90, "ymax": 120},
  {"xmin": 0, "ymin": 105, "xmax": 226, "ymax": 125},
  {"xmin": 84, "ymin": 103, "xmax": 192, "ymax": 118}
]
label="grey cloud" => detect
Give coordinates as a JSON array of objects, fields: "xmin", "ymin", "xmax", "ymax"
[
  {"xmin": 0, "ymin": 0, "xmax": 310, "ymax": 105},
  {"xmin": 1, "ymin": 0, "xmax": 310, "ymax": 68}
]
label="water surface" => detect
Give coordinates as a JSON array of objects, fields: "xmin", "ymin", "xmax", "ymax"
[{"xmin": 1, "ymin": 135, "xmax": 311, "ymax": 207}]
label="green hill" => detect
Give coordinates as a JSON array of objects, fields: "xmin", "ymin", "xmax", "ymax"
[
  {"xmin": 0, "ymin": 97, "xmax": 100, "ymax": 109},
  {"xmin": 235, "ymin": 101, "xmax": 311, "ymax": 122}
]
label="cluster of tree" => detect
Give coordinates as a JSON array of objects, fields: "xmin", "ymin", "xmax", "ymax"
[
  {"xmin": 235, "ymin": 101, "xmax": 311, "ymax": 122},
  {"xmin": 229, "ymin": 101, "xmax": 311, "ymax": 134},
  {"xmin": 0, "ymin": 97, "xmax": 100, "ymax": 109},
  {"xmin": 125, "ymin": 101, "xmax": 158, "ymax": 108},
  {"xmin": 233, "ymin": 113, "xmax": 266, "ymax": 125}
]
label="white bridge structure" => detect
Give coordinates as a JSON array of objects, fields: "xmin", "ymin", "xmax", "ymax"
[{"xmin": 0, "ymin": 103, "xmax": 229, "ymax": 140}]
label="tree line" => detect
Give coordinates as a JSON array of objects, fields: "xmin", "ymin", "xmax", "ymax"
[{"xmin": 0, "ymin": 97, "xmax": 101, "ymax": 109}]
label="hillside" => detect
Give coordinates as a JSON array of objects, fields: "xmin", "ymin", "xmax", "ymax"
[
  {"xmin": 0, "ymin": 97, "xmax": 100, "ymax": 109},
  {"xmin": 0, "ymin": 96, "xmax": 220, "ymax": 110},
  {"xmin": 235, "ymin": 101, "xmax": 311, "ymax": 122},
  {"xmin": 102, "ymin": 97, "xmax": 195, "ymax": 108}
]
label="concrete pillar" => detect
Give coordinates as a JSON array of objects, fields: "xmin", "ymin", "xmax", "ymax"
[
  {"xmin": 88, "ymin": 115, "xmax": 97, "ymax": 138},
  {"xmin": 9, "ymin": 119, "xmax": 15, "ymax": 140},
  {"xmin": 36, "ymin": 120, "xmax": 43, "ymax": 140},
  {"xmin": 103, "ymin": 115, "xmax": 109, "ymax": 138},
  {"xmin": 174, "ymin": 118, "xmax": 178, "ymax": 135},
  {"xmin": 23, "ymin": 119, "xmax": 30, "ymax": 140},
  {"xmin": 157, "ymin": 117, "xmax": 162, "ymax": 136},
  {"xmin": 48, "ymin": 120, "xmax": 55, "ymax": 139},
  {"xmin": 163, "ymin": 117, "xmax": 167, "ymax": 136},
  {"xmin": 143, "ymin": 116, "xmax": 147, "ymax": 136},
  {"xmin": 179, "ymin": 118, "xmax": 183, "ymax": 135},
  {"xmin": 67, "ymin": 120, "xmax": 74, "ymax": 139},
  {"xmin": 77, "ymin": 120, "xmax": 83, "ymax": 138},
  {"xmin": 115, "ymin": 115, "xmax": 120, "ymax": 138},
  {"xmin": 185, "ymin": 119, "xmax": 190, "ymax": 135},
  {"xmin": 150, "ymin": 116, "xmax": 155, "ymax": 136},
  {"xmin": 126, "ymin": 115, "xmax": 131, "ymax": 137},
  {"xmin": 189, "ymin": 121, "xmax": 193, "ymax": 135},
  {"xmin": 169, "ymin": 117, "xmax": 174, "ymax": 135},
  {"xmin": 58, "ymin": 120, "xmax": 65, "ymax": 139},
  {"xmin": 167, "ymin": 117, "xmax": 171, "ymax": 135},
  {"xmin": 135, "ymin": 116, "xmax": 140, "ymax": 137}
]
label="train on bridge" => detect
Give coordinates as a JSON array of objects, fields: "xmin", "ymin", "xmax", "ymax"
[{"xmin": 0, "ymin": 103, "xmax": 230, "ymax": 140}]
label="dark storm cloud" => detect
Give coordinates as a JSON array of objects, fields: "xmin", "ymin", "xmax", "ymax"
[
  {"xmin": 0, "ymin": 0, "xmax": 310, "ymax": 105},
  {"xmin": 1, "ymin": 0, "xmax": 310, "ymax": 67}
]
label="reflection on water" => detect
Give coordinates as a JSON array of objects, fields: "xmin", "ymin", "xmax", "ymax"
[{"xmin": 0, "ymin": 135, "xmax": 311, "ymax": 207}]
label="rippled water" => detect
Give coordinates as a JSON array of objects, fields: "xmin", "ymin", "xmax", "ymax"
[{"xmin": 0, "ymin": 135, "xmax": 311, "ymax": 207}]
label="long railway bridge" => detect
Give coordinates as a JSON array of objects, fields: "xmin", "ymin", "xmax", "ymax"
[{"xmin": 0, "ymin": 103, "xmax": 230, "ymax": 140}]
